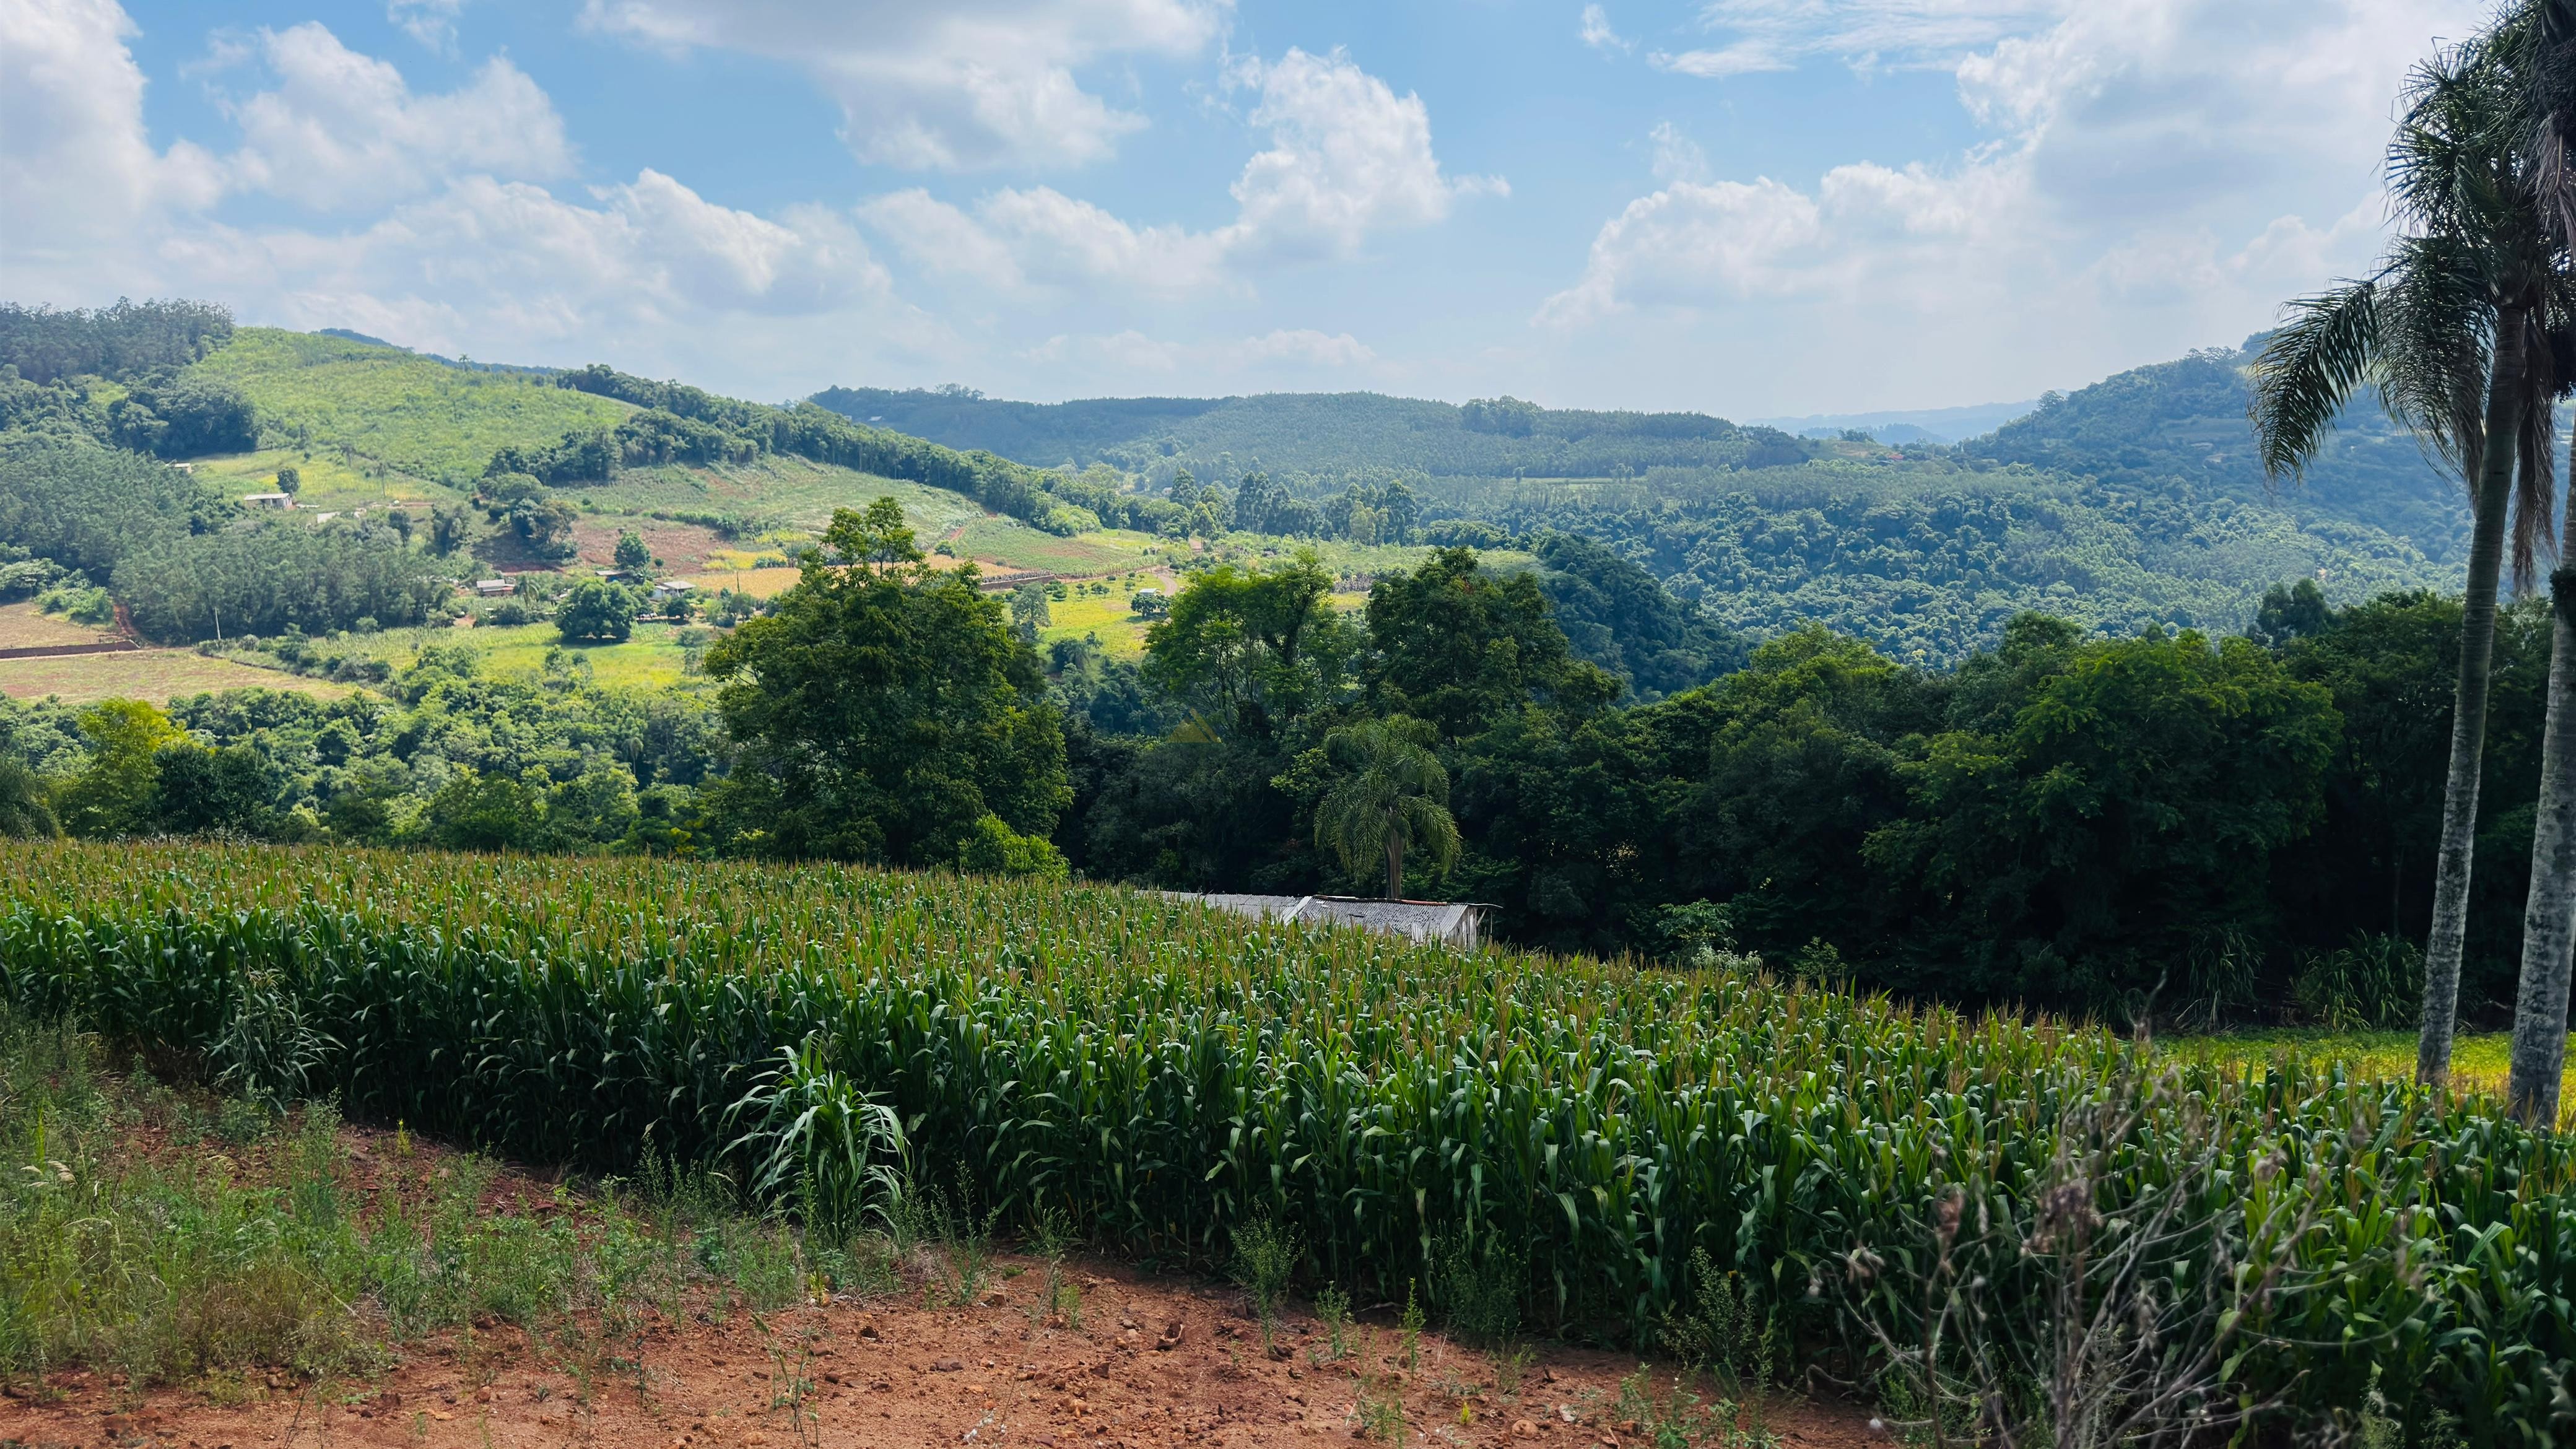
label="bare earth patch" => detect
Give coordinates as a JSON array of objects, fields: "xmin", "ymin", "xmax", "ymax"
[
  {"xmin": 0, "ymin": 1117, "xmax": 1882, "ymax": 1449},
  {"xmin": 0, "ymin": 1277, "xmax": 1881, "ymax": 1449},
  {"xmin": 0, "ymin": 602, "xmax": 120, "ymax": 651}
]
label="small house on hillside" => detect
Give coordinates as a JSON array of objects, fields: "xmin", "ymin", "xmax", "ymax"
[
  {"xmin": 242, "ymin": 492, "xmax": 294, "ymax": 509},
  {"xmin": 471, "ymin": 578, "xmax": 515, "ymax": 597},
  {"xmin": 1168, "ymin": 894, "xmax": 1494, "ymax": 951}
]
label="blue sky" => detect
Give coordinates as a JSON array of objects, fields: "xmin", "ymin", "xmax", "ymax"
[{"xmin": 2, "ymin": 0, "xmax": 2492, "ymax": 416}]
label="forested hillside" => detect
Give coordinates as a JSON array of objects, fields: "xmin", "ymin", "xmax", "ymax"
[
  {"xmin": 814, "ymin": 341, "xmax": 2471, "ymax": 658},
  {"xmin": 816, "ymin": 339, "xmax": 2460, "ymax": 554},
  {"xmin": 812, "ymin": 385, "xmax": 1815, "ymax": 479},
  {"xmin": 1425, "ymin": 464, "xmax": 2443, "ymax": 664},
  {"xmin": 1965, "ymin": 342, "xmax": 2474, "ymax": 561}
]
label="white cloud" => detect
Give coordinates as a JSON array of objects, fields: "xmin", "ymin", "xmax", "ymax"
[
  {"xmin": 1649, "ymin": 121, "xmax": 1709, "ymax": 185},
  {"xmin": 1224, "ymin": 47, "xmax": 1504, "ymax": 264},
  {"xmin": 1235, "ymin": 328, "xmax": 1377, "ymax": 367},
  {"xmin": 1, "ymin": 0, "xmax": 223, "ymax": 269},
  {"xmin": 1544, "ymin": 0, "xmax": 2489, "ymax": 408},
  {"xmin": 224, "ymin": 24, "xmax": 573, "ymax": 211},
  {"xmin": 1, "ymin": 11, "xmax": 933, "ymax": 398},
  {"xmin": 580, "ymin": 0, "xmax": 1225, "ymax": 171},
  {"xmin": 387, "ymin": 0, "xmax": 469, "ymax": 53},
  {"xmin": 863, "ymin": 47, "xmax": 1498, "ymax": 295},
  {"xmin": 1658, "ymin": 0, "xmax": 2068, "ymax": 80},
  {"xmin": 1650, "ymin": 42, "xmax": 1788, "ymax": 78},
  {"xmin": 1580, "ymin": 4, "xmax": 1630, "ymax": 52}
]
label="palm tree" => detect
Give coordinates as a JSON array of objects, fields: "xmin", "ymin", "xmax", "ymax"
[
  {"xmin": 2504, "ymin": 0, "xmax": 2576, "ymax": 1126},
  {"xmin": 1312, "ymin": 716, "xmax": 1460, "ymax": 899},
  {"xmin": 2252, "ymin": 32, "xmax": 2563, "ymax": 1090}
]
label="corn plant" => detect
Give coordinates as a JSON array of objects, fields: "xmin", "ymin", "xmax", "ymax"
[{"xmin": 0, "ymin": 840, "xmax": 2570, "ymax": 1438}]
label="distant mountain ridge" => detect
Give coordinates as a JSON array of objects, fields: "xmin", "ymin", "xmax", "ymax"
[
  {"xmin": 809, "ymin": 386, "xmax": 1807, "ymax": 481},
  {"xmin": 1754, "ymin": 399, "xmax": 2040, "ymax": 445},
  {"xmin": 815, "ymin": 340, "xmax": 2468, "ymax": 567}
]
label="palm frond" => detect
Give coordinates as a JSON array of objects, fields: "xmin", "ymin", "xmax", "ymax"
[
  {"xmin": 2375, "ymin": 234, "xmax": 2496, "ymax": 481},
  {"xmin": 2249, "ymin": 279, "xmax": 2383, "ymax": 483}
]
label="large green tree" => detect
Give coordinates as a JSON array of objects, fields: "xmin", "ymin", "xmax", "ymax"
[
  {"xmin": 2250, "ymin": 30, "xmax": 2567, "ymax": 1089},
  {"xmin": 1364, "ymin": 547, "xmax": 1617, "ymax": 738},
  {"xmin": 1867, "ymin": 630, "xmax": 2342, "ymax": 1011},
  {"xmin": 1143, "ymin": 552, "xmax": 1354, "ymax": 740},
  {"xmin": 705, "ymin": 498, "xmax": 1069, "ymax": 865}
]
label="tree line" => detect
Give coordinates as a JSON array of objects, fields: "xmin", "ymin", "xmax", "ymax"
[{"xmin": 6, "ymin": 498, "xmax": 2556, "ymax": 1068}]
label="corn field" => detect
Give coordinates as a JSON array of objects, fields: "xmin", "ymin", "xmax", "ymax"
[{"xmin": 0, "ymin": 841, "xmax": 2569, "ymax": 1439}]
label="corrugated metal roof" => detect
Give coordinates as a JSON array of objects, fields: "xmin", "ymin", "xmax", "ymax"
[{"xmin": 1165, "ymin": 893, "xmax": 1494, "ymax": 949}]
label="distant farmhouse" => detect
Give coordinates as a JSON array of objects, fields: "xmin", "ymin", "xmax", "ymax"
[{"xmin": 1170, "ymin": 894, "xmax": 1494, "ymax": 951}]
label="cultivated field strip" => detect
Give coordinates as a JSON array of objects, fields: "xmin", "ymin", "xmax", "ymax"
[{"xmin": 0, "ymin": 842, "xmax": 2569, "ymax": 1434}]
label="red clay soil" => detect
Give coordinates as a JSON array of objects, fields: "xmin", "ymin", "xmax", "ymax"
[
  {"xmin": 0, "ymin": 1121, "xmax": 1885, "ymax": 1449},
  {"xmin": 0, "ymin": 1271, "xmax": 1886, "ymax": 1449},
  {"xmin": 567, "ymin": 521, "xmax": 728, "ymax": 573}
]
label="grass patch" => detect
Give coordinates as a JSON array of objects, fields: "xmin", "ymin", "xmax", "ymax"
[
  {"xmin": 0, "ymin": 1009, "xmax": 892, "ymax": 1395},
  {"xmin": 318, "ymin": 620, "xmax": 720, "ymax": 694},
  {"xmin": 185, "ymin": 329, "xmax": 630, "ymax": 487},
  {"xmin": 2162, "ymin": 1027, "xmax": 2576, "ymax": 1128},
  {"xmin": 181, "ymin": 448, "xmax": 466, "ymax": 515},
  {"xmin": 952, "ymin": 521, "xmax": 1152, "ymax": 575},
  {"xmin": 0, "ymin": 649, "xmax": 368, "ymax": 706},
  {"xmin": 587, "ymin": 459, "xmax": 986, "ymax": 539},
  {"xmin": 0, "ymin": 602, "xmax": 118, "ymax": 651},
  {"xmin": 1036, "ymin": 590, "xmax": 1159, "ymax": 658}
]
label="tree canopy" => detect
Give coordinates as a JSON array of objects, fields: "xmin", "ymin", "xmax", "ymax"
[{"xmin": 703, "ymin": 500, "xmax": 1069, "ymax": 865}]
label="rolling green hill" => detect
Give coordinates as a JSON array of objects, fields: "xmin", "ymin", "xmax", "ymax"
[
  {"xmin": 811, "ymin": 385, "xmax": 1807, "ymax": 479},
  {"xmin": 1965, "ymin": 341, "xmax": 2473, "ymax": 562},
  {"xmin": 186, "ymin": 328, "xmax": 633, "ymax": 488},
  {"xmin": 816, "ymin": 343, "xmax": 2470, "ymax": 660},
  {"xmin": 3, "ymin": 307, "xmax": 2471, "ymax": 666},
  {"xmin": 813, "ymin": 341, "xmax": 2463, "ymax": 559}
]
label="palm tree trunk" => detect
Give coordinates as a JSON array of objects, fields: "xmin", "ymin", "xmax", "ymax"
[
  {"xmin": 1385, "ymin": 837, "xmax": 1404, "ymax": 900},
  {"xmin": 2510, "ymin": 562, "xmax": 2576, "ymax": 1127},
  {"xmin": 2419, "ymin": 308, "xmax": 2527, "ymax": 1089}
]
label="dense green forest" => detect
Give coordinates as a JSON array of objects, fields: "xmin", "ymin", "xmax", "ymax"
[
  {"xmin": 813, "ymin": 383, "xmax": 1816, "ymax": 479},
  {"xmin": 816, "ymin": 339, "xmax": 2458, "ymax": 549},
  {"xmin": 815, "ymin": 342, "xmax": 2468, "ymax": 659}
]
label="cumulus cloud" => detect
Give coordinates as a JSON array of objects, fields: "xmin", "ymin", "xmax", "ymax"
[
  {"xmin": 580, "ymin": 0, "xmax": 1224, "ymax": 171},
  {"xmin": 1, "ymin": 10, "xmax": 933, "ymax": 397},
  {"xmin": 863, "ymin": 47, "xmax": 1498, "ymax": 295},
  {"xmin": 1, "ymin": 0, "xmax": 224, "ymax": 267},
  {"xmin": 223, "ymin": 23, "xmax": 573, "ymax": 211},
  {"xmin": 1546, "ymin": 0, "xmax": 2487, "ymax": 398}
]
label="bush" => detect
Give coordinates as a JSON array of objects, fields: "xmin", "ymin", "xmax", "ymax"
[
  {"xmin": 556, "ymin": 578, "xmax": 642, "ymax": 644},
  {"xmin": 2289, "ymin": 933, "xmax": 2423, "ymax": 1031},
  {"xmin": 37, "ymin": 583, "xmax": 113, "ymax": 625},
  {"xmin": 955, "ymin": 813, "xmax": 1069, "ymax": 881}
]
